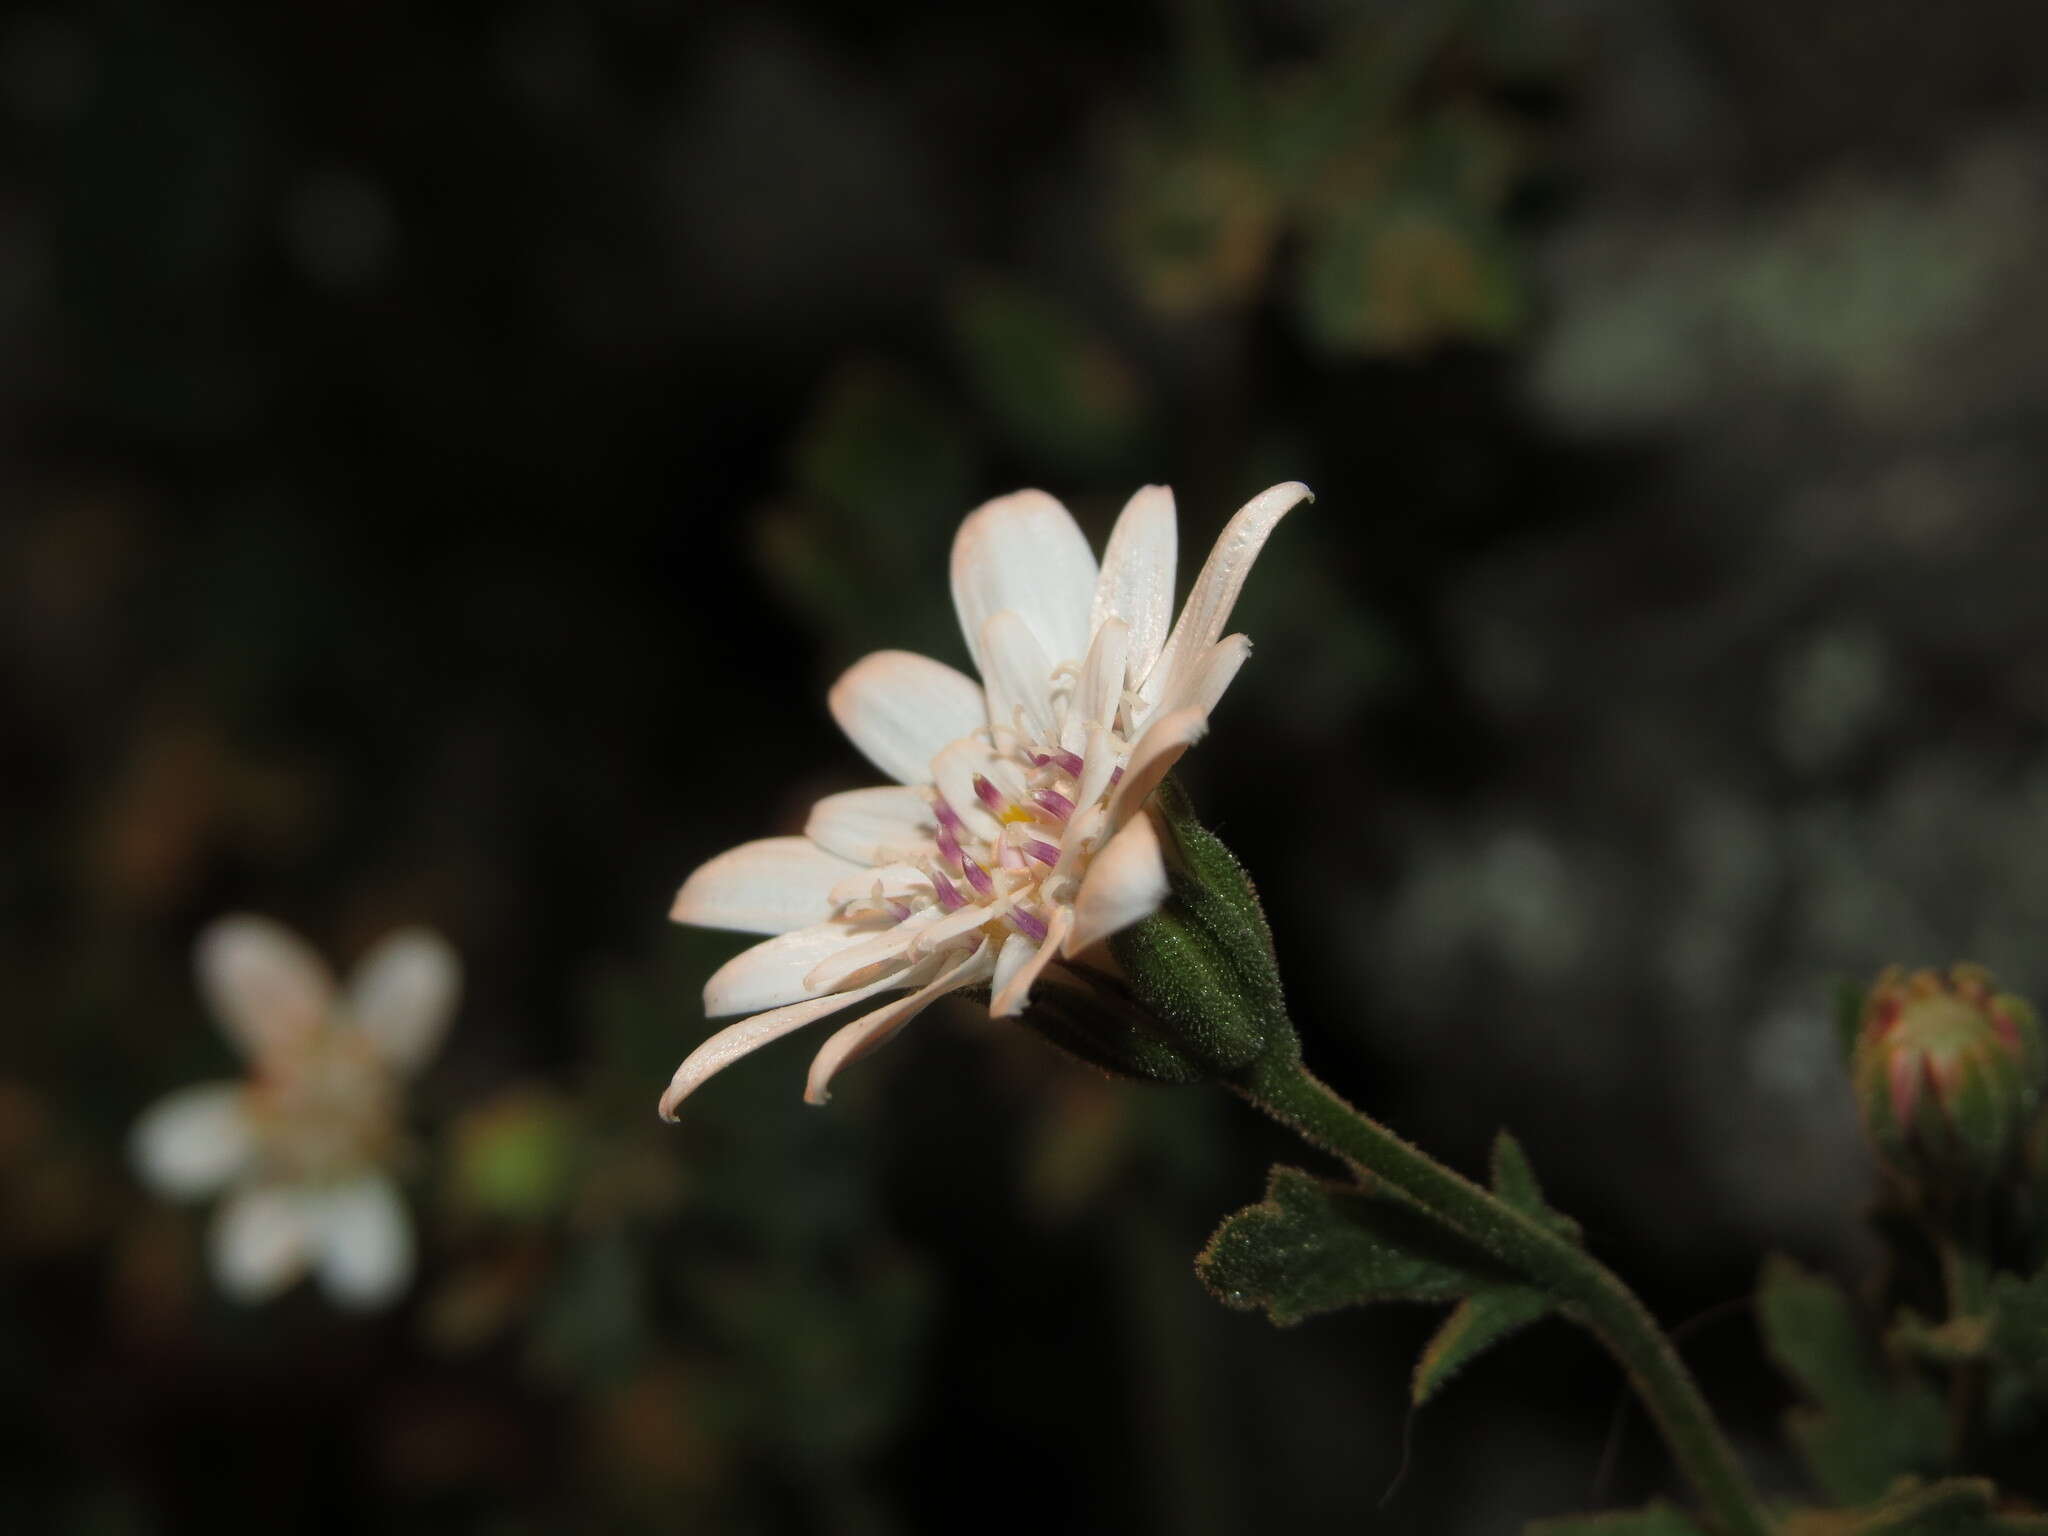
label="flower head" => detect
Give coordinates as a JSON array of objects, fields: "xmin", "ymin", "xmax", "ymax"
[
  {"xmin": 663, "ymin": 480, "xmax": 1310, "ymax": 1115},
  {"xmin": 130, "ymin": 915, "xmax": 461, "ymax": 1309},
  {"xmin": 1852, "ymin": 963, "xmax": 2044, "ymax": 1186}
]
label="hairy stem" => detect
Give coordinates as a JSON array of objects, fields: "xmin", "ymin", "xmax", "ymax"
[{"xmin": 1234, "ymin": 1053, "xmax": 1772, "ymax": 1536}]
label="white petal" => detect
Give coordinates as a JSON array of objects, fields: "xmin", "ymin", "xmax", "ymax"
[
  {"xmin": 804, "ymin": 786, "xmax": 935, "ymax": 864},
  {"xmin": 671, "ymin": 837, "xmax": 865, "ymax": 935},
  {"xmin": 989, "ymin": 932, "xmax": 1038, "ymax": 1003},
  {"xmin": 210, "ymin": 1184, "xmax": 314, "ymax": 1303},
  {"xmin": 1091, "ymin": 485, "xmax": 1178, "ymax": 684},
  {"xmin": 1072, "ymin": 617, "xmax": 1129, "ymax": 747},
  {"xmin": 803, "ymin": 943, "xmax": 994, "ymax": 1105},
  {"xmin": 979, "ymin": 610, "xmax": 1058, "ymax": 741},
  {"xmin": 801, "ymin": 907, "xmax": 944, "ymax": 994},
  {"xmin": 197, "ymin": 915, "xmax": 335, "ymax": 1063},
  {"xmin": 1140, "ymin": 481, "xmax": 1310, "ymax": 710},
  {"xmin": 1074, "ymin": 721, "xmax": 1119, "ymax": 813},
  {"xmin": 990, "ymin": 907, "xmax": 1073, "ymax": 1016},
  {"xmin": 828, "ymin": 650, "xmax": 988, "ymax": 786},
  {"xmin": 1169, "ymin": 634, "xmax": 1252, "ymax": 720},
  {"xmin": 312, "ymin": 1174, "xmax": 414, "ymax": 1310},
  {"xmin": 1105, "ymin": 706, "xmax": 1208, "ymax": 835},
  {"xmin": 951, "ymin": 490, "xmax": 1099, "ymax": 675},
  {"xmin": 703, "ymin": 916, "xmax": 917, "ymax": 1017},
  {"xmin": 1066, "ymin": 810, "xmax": 1171, "ymax": 956},
  {"xmin": 826, "ymin": 862, "xmax": 933, "ymax": 906},
  {"xmin": 130, "ymin": 1083, "xmax": 255, "ymax": 1199},
  {"xmin": 659, "ymin": 967, "xmax": 914, "ymax": 1119},
  {"xmin": 346, "ymin": 927, "xmax": 461, "ymax": 1074}
]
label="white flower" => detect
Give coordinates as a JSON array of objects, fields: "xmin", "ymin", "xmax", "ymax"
[
  {"xmin": 662, "ymin": 480, "xmax": 1310, "ymax": 1116},
  {"xmin": 130, "ymin": 915, "xmax": 460, "ymax": 1310}
]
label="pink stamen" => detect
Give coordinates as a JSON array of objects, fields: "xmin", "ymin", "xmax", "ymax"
[
  {"xmin": 1010, "ymin": 906, "xmax": 1049, "ymax": 943},
  {"xmin": 936, "ymin": 824, "xmax": 963, "ymax": 868},
  {"xmin": 933, "ymin": 797, "xmax": 965, "ymax": 832},
  {"xmin": 1023, "ymin": 838, "xmax": 1061, "ymax": 867},
  {"xmin": 885, "ymin": 899, "xmax": 913, "ymax": 922},
  {"xmin": 1033, "ymin": 788, "xmax": 1075, "ymax": 821},
  {"xmin": 930, "ymin": 871, "xmax": 965, "ymax": 912},
  {"xmin": 1034, "ymin": 749, "xmax": 1084, "ymax": 776},
  {"xmin": 1108, "ymin": 766, "xmax": 1124, "ymax": 787},
  {"xmin": 961, "ymin": 857, "xmax": 994, "ymax": 898},
  {"xmin": 997, "ymin": 839, "xmax": 1024, "ymax": 871},
  {"xmin": 972, "ymin": 774, "xmax": 1007, "ymax": 814}
]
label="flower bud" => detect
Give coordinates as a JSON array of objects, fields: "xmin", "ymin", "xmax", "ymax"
[
  {"xmin": 1098, "ymin": 777, "xmax": 1297, "ymax": 1081},
  {"xmin": 1851, "ymin": 965, "xmax": 2045, "ymax": 1186}
]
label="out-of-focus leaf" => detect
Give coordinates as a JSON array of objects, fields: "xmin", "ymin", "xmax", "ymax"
[
  {"xmin": 1526, "ymin": 1505, "xmax": 1708, "ymax": 1535},
  {"xmin": 1781, "ymin": 1478, "xmax": 2048, "ymax": 1534},
  {"xmin": 1757, "ymin": 1254, "xmax": 1946, "ymax": 1503},
  {"xmin": 444, "ymin": 1085, "xmax": 579, "ymax": 1225},
  {"xmin": 1988, "ymin": 1259, "xmax": 2048, "ymax": 1385},
  {"xmin": 949, "ymin": 278, "xmax": 1150, "ymax": 474}
]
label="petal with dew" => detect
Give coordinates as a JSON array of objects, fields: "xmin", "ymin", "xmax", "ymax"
[
  {"xmin": 313, "ymin": 1174, "xmax": 414, "ymax": 1310},
  {"xmin": 1091, "ymin": 485, "xmax": 1177, "ymax": 685},
  {"xmin": 671, "ymin": 836, "xmax": 865, "ymax": 936},
  {"xmin": 347, "ymin": 927, "xmax": 462, "ymax": 1075},
  {"xmin": 990, "ymin": 907, "xmax": 1073, "ymax": 1016},
  {"xmin": 704, "ymin": 911, "xmax": 933, "ymax": 1017},
  {"xmin": 951, "ymin": 490, "xmax": 1099, "ymax": 675},
  {"xmin": 1140, "ymin": 481, "xmax": 1310, "ymax": 710},
  {"xmin": 804, "ymin": 786, "xmax": 935, "ymax": 864},
  {"xmin": 130, "ymin": 1083, "xmax": 255, "ymax": 1200},
  {"xmin": 197, "ymin": 915, "xmax": 335, "ymax": 1064},
  {"xmin": 804, "ymin": 944, "xmax": 995, "ymax": 1105},
  {"xmin": 210, "ymin": 1183, "xmax": 315, "ymax": 1303},
  {"xmin": 979, "ymin": 610, "xmax": 1059, "ymax": 741},
  {"xmin": 829, "ymin": 650, "xmax": 988, "ymax": 786},
  {"xmin": 1065, "ymin": 809, "xmax": 1170, "ymax": 956},
  {"xmin": 659, "ymin": 966, "xmax": 918, "ymax": 1119},
  {"xmin": 1104, "ymin": 706, "xmax": 1208, "ymax": 836}
]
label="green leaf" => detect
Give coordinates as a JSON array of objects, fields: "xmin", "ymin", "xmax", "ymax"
[
  {"xmin": 1414, "ymin": 1285, "xmax": 1552, "ymax": 1403},
  {"xmin": 1988, "ymin": 1259, "xmax": 2048, "ymax": 1385},
  {"xmin": 1780, "ymin": 1478, "xmax": 2048, "ymax": 1535},
  {"xmin": 1198, "ymin": 1165, "xmax": 1515, "ymax": 1327},
  {"xmin": 1411, "ymin": 1132, "xmax": 1576, "ymax": 1403},
  {"xmin": 1525, "ymin": 1503, "xmax": 1708, "ymax": 1535},
  {"xmin": 1757, "ymin": 1255, "xmax": 1947, "ymax": 1504}
]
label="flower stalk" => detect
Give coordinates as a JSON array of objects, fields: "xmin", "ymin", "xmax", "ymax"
[{"xmin": 1232, "ymin": 1051, "xmax": 1773, "ymax": 1536}]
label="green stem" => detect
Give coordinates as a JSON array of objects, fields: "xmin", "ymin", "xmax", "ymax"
[
  {"xmin": 1234, "ymin": 1053, "xmax": 1772, "ymax": 1536},
  {"xmin": 1933, "ymin": 1203, "xmax": 1992, "ymax": 1466}
]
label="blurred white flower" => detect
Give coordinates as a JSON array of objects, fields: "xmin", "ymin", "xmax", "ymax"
[
  {"xmin": 131, "ymin": 915, "xmax": 460, "ymax": 1310},
  {"xmin": 663, "ymin": 480, "xmax": 1309, "ymax": 1115}
]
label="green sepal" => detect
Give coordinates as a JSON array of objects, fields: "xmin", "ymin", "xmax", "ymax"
[
  {"xmin": 1013, "ymin": 977, "xmax": 1212, "ymax": 1087},
  {"xmin": 1104, "ymin": 776, "xmax": 1298, "ymax": 1080},
  {"xmin": 1524, "ymin": 1503, "xmax": 1708, "ymax": 1535},
  {"xmin": 1198, "ymin": 1165, "xmax": 1517, "ymax": 1326},
  {"xmin": 1411, "ymin": 1132, "xmax": 1576, "ymax": 1403},
  {"xmin": 1780, "ymin": 1479, "xmax": 2048, "ymax": 1535},
  {"xmin": 1757, "ymin": 1255, "xmax": 1947, "ymax": 1504}
]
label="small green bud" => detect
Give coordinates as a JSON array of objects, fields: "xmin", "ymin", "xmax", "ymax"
[{"xmin": 1851, "ymin": 964, "xmax": 2045, "ymax": 1187}]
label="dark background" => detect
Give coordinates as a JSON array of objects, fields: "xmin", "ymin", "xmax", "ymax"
[{"xmin": 5, "ymin": 0, "xmax": 2048, "ymax": 1530}]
